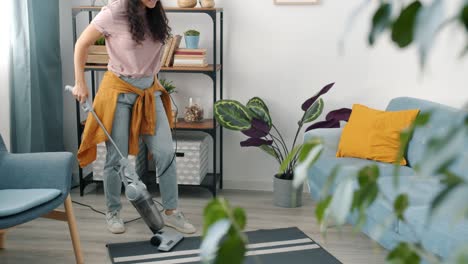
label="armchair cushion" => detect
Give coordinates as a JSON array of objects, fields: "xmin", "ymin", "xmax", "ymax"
[{"xmin": 0, "ymin": 189, "xmax": 61, "ymax": 217}]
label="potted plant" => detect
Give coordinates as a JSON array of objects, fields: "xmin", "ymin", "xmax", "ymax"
[
  {"xmin": 159, "ymin": 78, "xmax": 178, "ymax": 125},
  {"xmin": 87, "ymin": 36, "xmax": 108, "ymax": 65},
  {"xmin": 214, "ymin": 83, "xmax": 351, "ymax": 207},
  {"xmin": 184, "ymin": 29, "xmax": 200, "ymax": 49}
]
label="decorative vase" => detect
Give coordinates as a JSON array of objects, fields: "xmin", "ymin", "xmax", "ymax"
[
  {"xmin": 273, "ymin": 174, "xmax": 303, "ymax": 208},
  {"xmin": 177, "ymin": 0, "xmax": 197, "ymax": 8},
  {"xmin": 199, "ymin": 0, "xmax": 215, "ymax": 8},
  {"xmin": 184, "ymin": 97, "xmax": 204, "ymax": 122},
  {"xmin": 184, "ymin": 35, "xmax": 200, "ymax": 49}
]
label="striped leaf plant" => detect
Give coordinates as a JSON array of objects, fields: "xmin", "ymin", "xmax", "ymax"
[{"xmin": 213, "ymin": 82, "xmax": 351, "ymax": 180}]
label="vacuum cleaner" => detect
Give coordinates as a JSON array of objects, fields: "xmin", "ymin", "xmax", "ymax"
[{"xmin": 65, "ymin": 85, "xmax": 184, "ymax": 251}]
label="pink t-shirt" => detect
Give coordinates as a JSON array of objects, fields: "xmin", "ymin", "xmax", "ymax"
[{"xmin": 91, "ymin": 0, "xmax": 164, "ymax": 78}]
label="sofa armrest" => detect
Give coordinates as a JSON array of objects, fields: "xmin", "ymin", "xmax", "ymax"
[
  {"xmin": 0, "ymin": 152, "xmax": 74, "ymax": 195},
  {"xmin": 304, "ymin": 127, "xmax": 343, "ymax": 152}
]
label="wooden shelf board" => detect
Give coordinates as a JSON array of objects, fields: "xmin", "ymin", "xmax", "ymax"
[
  {"xmin": 161, "ymin": 64, "xmax": 222, "ymax": 72},
  {"xmin": 81, "ymin": 118, "xmax": 217, "ymax": 131},
  {"xmin": 84, "ymin": 64, "xmax": 222, "ymax": 73},
  {"xmin": 173, "ymin": 118, "xmax": 217, "ymax": 130},
  {"xmin": 84, "ymin": 64, "xmax": 107, "ymax": 71},
  {"xmin": 73, "ymin": 6, "xmax": 223, "ymax": 12},
  {"xmin": 166, "ymin": 7, "xmax": 223, "ymax": 12}
]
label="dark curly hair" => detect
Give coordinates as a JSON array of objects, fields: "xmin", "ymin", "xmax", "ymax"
[{"xmin": 126, "ymin": 0, "xmax": 171, "ymax": 44}]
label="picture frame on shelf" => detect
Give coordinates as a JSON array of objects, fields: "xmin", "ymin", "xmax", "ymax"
[{"xmin": 274, "ymin": 0, "xmax": 319, "ymax": 4}]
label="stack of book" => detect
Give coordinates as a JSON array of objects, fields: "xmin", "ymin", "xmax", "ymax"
[
  {"xmin": 173, "ymin": 49, "xmax": 208, "ymax": 68},
  {"xmin": 160, "ymin": 35, "xmax": 182, "ymax": 67}
]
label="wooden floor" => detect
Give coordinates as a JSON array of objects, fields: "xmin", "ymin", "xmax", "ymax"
[{"xmin": 0, "ymin": 185, "xmax": 387, "ymax": 263}]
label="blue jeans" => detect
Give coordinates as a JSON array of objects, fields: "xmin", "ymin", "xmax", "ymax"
[{"xmin": 103, "ymin": 76, "xmax": 177, "ymax": 213}]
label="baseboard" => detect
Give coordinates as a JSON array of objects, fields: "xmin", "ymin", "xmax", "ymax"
[
  {"xmin": 223, "ymin": 179, "xmax": 273, "ymax": 191},
  {"xmin": 223, "ymin": 179, "xmax": 310, "ymax": 193}
]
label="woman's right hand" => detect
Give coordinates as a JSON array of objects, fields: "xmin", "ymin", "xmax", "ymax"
[{"xmin": 72, "ymin": 83, "xmax": 89, "ymax": 104}]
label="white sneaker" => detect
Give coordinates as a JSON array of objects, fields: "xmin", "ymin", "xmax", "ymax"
[
  {"xmin": 106, "ymin": 211, "xmax": 125, "ymax": 234},
  {"xmin": 163, "ymin": 210, "xmax": 197, "ymax": 234}
]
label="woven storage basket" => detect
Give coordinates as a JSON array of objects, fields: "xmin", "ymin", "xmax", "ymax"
[
  {"xmin": 151, "ymin": 132, "xmax": 209, "ymax": 185},
  {"xmin": 92, "ymin": 141, "xmax": 147, "ymax": 181}
]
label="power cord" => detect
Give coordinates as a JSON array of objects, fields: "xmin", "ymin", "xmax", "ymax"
[
  {"xmin": 154, "ymin": 93, "xmax": 179, "ymax": 179},
  {"xmin": 72, "ymin": 199, "xmax": 165, "ymax": 224}
]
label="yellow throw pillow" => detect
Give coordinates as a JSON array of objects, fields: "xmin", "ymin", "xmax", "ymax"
[{"xmin": 336, "ymin": 104, "xmax": 419, "ymax": 165}]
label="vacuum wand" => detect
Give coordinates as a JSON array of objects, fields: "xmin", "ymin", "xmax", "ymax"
[{"xmin": 65, "ymin": 85, "xmax": 183, "ymax": 251}]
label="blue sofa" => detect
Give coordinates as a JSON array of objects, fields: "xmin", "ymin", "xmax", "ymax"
[{"xmin": 304, "ymin": 97, "xmax": 468, "ymax": 259}]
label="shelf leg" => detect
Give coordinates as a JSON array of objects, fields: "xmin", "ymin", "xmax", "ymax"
[
  {"xmin": 211, "ymin": 12, "xmax": 218, "ymax": 197},
  {"xmin": 220, "ymin": 11, "xmax": 224, "ymax": 190},
  {"xmin": 79, "ymin": 168, "xmax": 84, "ymax": 196}
]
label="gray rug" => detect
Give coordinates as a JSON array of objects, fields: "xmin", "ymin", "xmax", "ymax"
[{"xmin": 106, "ymin": 227, "xmax": 342, "ymax": 264}]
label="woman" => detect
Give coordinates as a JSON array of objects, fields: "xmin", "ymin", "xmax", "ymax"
[{"xmin": 72, "ymin": 0, "xmax": 196, "ymax": 235}]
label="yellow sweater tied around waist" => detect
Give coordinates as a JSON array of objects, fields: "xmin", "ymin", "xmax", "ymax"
[{"xmin": 77, "ymin": 71, "xmax": 173, "ymax": 168}]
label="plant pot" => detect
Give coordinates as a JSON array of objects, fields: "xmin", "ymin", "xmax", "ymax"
[
  {"xmin": 273, "ymin": 174, "xmax": 303, "ymax": 208},
  {"xmin": 184, "ymin": 35, "xmax": 200, "ymax": 49}
]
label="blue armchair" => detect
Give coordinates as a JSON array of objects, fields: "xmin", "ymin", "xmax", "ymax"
[{"xmin": 0, "ymin": 134, "xmax": 83, "ymax": 263}]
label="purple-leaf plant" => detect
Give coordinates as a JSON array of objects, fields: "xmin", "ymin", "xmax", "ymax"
[{"xmin": 214, "ymin": 83, "xmax": 351, "ymax": 180}]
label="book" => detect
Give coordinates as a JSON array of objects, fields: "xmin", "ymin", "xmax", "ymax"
[
  {"xmin": 172, "ymin": 63, "xmax": 209, "ymax": 68},
  {"xmin": 173, "ymin": 58, "xmax": 207, "ymax": 65},
  {"xmin": 174, "ymin": 54, "xmax": 206, "ymax": 59},
  {"xmin": 164, "ymin": 36, "xmax": 177, "ymax": 67},
  {"xmin": 164, "ymin": 35, "xmax": 182, "ymax": 67},
  {"xmin": 160, "ymin": 36, "xmax": 174, "ymax": 65},
  {"xmin": 176, "ymin": 48, "xmax": 207, "ymax": 52},
  {"xmin": 87, "ymin": 45, "xmax": 109, "ymax": 64},
  {"xmin": 174, "ymin": 49, "xmax": 207, "ymax": 55}
]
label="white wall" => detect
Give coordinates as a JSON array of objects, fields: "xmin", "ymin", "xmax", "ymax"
[
  {"xmin": 62, "ymin": 0, "xmax": 468, "ymax": 191},
  {"xmin": 0, "ymin": 1, "xmax": 11, "ymax": 150}
]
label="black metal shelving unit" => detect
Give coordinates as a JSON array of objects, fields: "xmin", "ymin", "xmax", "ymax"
[{"xmin": 71, "ymin": 6, "xmax": 224, "ymax": 197}]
